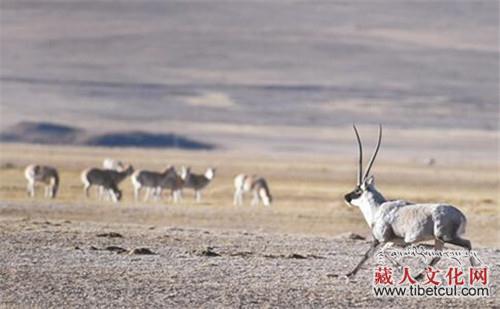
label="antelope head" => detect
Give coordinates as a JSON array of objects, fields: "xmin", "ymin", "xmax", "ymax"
[
  {"xmin": 205, "ymin": 167, "xmax": 216, "ymax": 180},
  {"xmin": 125, "ymin": 164, "xmax": 134, "ymax": 175},
  {"xmin": 344, "ymin": 124, "xmax": 385, "ymax": 209}
]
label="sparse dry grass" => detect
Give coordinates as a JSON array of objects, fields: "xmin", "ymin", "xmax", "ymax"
[{"xmin": 0, "ymin": 143, "xmax": 498, "ymax": 247}]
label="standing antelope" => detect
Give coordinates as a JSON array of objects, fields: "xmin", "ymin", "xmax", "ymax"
[
  {"xmin": 98, "ymin": 165, "xmax": 134, "ymax": 200},
  {"xmin": 81, "ymin": 168, "xmax": 123, "ymax": 202},
  {"xmin": 343, "ymin": 125, "xmax": 476, "ymax": 279},
  {"xmin": 161, "ymin": 167, "xmax": 189, "ymax": 203},
  {"xmin": 24, "ymin": 164, "xmax": 59, "ymax": 198},
  {"xmin": 233, "ymin": 174, "xmax": 272, "ymax": 206},
  {"xmin": 131, "ymin": 166, "xmax": 178, "ymax": 202},
  {"xmin": 182, "ymin": 167, "xmax": 216, "ymax": 202}
]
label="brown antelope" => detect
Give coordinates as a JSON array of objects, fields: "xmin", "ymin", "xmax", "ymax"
[
  {"xmin": 181, "ymin": 167, "xmax": 216, "ymax": 202},
  {"xmin": 131, "ymin": 166, "xmax": 184, "ymax": 202},
  {"xmin": 24, "ymin": 164, "xmax": 59, "ymax": 198},
  {"xmin": 98, "ymin": 165, "xmax": 134, "ymax": 200},
  {"xmin": 81, "ymin": 168, "xmax": 124, "ymax": 202},
  {"xmin": 233, "ymin": 174, "xmax": 272, "ymax": 206}
]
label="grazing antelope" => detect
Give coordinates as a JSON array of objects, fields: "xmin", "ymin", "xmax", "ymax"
[
  {"xmin": 24, "ymin": 164, "xmax": 59, "ymax": 198},
  {"xmin": 343, "ymin": 125, "xmax": 476, "ymax": 279},
  {"xmin": 233, "ymin": 174, "xmax": 272, "ymax": 206},
  {"xmin": 98, "ymin": 165, "xmax": 134, "ymax": 200},
  {"xmin": 102, "ymin": 158, "xmax": 125, "ymax": 171},
  {"xmin": 182, "ymin": 167, "xmax": 216, "ymax": 202},
  {"xmin": 131, "ymin": 166, "xmax": 178, "ymax": 202},
  {"xmin": 81, "ymin": 168, "xmax": 122, "ymax": 202}
]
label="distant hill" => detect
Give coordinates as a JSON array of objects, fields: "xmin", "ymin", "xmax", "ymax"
[
  {"xmin": 0, "ymin": 122, "xmax": 84, "ymax": 144},
  {"xmin": 0, "ymin": 121, "xmax": 214, "ymax": 150},
  {"xmin": 84, "ymin": 131, "xmax": 214, "ymax": 149}
]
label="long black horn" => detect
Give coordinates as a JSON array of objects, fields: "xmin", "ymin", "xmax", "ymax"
[
  {"xmin": 363, "ymin": 124, "xmax": 382, "ymax": 181},
  {"xmin": 353, "ymin": 124, "xmax": 363, "ymax": 186}
]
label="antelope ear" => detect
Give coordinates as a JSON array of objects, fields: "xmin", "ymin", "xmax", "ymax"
[{"xmin": 364, "ymin": 175, "xmax": 375, "ymax": 187}]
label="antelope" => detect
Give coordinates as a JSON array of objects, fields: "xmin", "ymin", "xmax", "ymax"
[
  {"xmin": 182, "ymin": 167, "xmax": 216, "ymax": 202},
  {"xmin": 233, "ymin": 174, "xmax": 272, "ymax": 206},
  {"xmin": 102, "ymin": 158, "xmax": 125, "ymax": 171},
  {"xmin": 161, "ymin": 167, "xmax": 189, "ymax": 203},
  {"xmin": 24, "ymin": 164, "xmax": 59, "ymax": 198},
  {"xmin": 81, "ymin": 168, "xmax": 123, "ymax": 202},
  {"xmin": 131, "ymin": 166, "xmax": 179, "ymax": 202},
  {"xmin": 98, "ymin": 165, "xmax": 134, "ymax": 200},
  {"xmin": 343, "ymin": 125, "xmax": 477, "ymax": 279}
]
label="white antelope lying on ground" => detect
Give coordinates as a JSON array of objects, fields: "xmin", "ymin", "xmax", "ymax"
[
  {"xmin": 131, "ymin": 166, "xmax": 186, "ymax": 202},
  {"xmin": 81, "ymin": 167, "xmax": 124, "ymax": 202},
  {"xmin": 24, "ymin": 164, "xmax": 59, "ymax": 198},
  {"xmin": 343, "ymin": 125, "xmax": 477, "ymax": 279},
  {"xmin": 182, "ymin": 167, "xmax": 216, "ymax": 202},
  {"xmin": 233, "ymin": 174, "xmax": 272, "ymax": 206},
  {"xmin": 102, "ymin": 158, "xmax": 125, "ymax": 171}
]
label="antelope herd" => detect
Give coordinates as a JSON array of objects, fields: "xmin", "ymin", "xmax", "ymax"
[
  {"xmin": 21, "ymin": 125, "xmax": 480, "ymax": 276},
  {"xmin": 24, "ymin": 158, "xmax": 267, "ymax": 206}
]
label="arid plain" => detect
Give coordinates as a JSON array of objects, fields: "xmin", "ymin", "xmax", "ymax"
[
  {"xmin": 1, "ymin": 0, "xmax": 499, "ymax": 307},
  {"xmin": 0, "ymin": 142, "xmax": 498, "ymax": 307}
]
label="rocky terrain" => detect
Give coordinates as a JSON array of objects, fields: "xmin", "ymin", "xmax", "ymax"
[{"xmin": 0, "ymin": 202, "xmax": 498, "ymax": 308}]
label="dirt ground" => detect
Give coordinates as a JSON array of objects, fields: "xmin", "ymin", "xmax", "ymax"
[
  {"xmin": 0, "ymin": 208, "xmax": 498, "ymax": 308},
  {"xmin": 0, "ymin": 144, "xmax": 498, "ymax": 307}
]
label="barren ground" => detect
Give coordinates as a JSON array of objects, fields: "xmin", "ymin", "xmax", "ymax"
[
  {"xmin": 0, "ymin": 210, "xmax": 498, "ymax": 308},
  {"xmin": 0, "ymin": 144, "xmax": 498, "ymax": 307}
]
